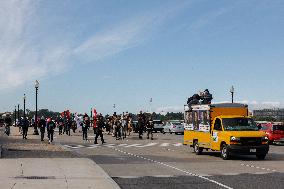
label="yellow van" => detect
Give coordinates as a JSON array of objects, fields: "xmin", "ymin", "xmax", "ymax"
[{"xmin": 183, "ymin": 103, "xmax": 269, "ymax": 160}]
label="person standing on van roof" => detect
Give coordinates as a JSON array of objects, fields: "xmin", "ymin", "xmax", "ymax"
[{"xmin": 201, "ymin": 89, "xmax": 213, "ymax": 104}]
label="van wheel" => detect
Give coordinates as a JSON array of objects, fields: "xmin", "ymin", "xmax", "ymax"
[
  {"xmin": 193, "ymin": 141, "xmax": 203, "ymax": 155},
  {"xmin": 256, "ymin": 154, "xmax": 266, "ymax": 160},
  {"xmin": 221, "ymin": 144, "xmax": 230, "ymax": 160}
]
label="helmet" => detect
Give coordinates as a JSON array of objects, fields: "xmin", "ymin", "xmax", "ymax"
[{"xmin": 47, "ymin": 118, "xmax": 51, "ymax": 122}]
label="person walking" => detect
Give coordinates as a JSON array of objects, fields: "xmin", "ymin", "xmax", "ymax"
[
  {"xmin": 105, "ymin": 117, "xmax": 111, "ymax": 135},
  {"xmin": 21, "ymin": 117, "xmax": 29, "ymax": 139},
  {"xmin": 82, "ymin": 113, "xmax": 90, "ymax": 140},
  {"xmin": 146, "ymin": 117, "xmax": 154, "ymax": 140},
  {"xmin": 38, "ymin": 116, "xmax": 46, "ymax": 141},
  {"xmin": 4, "ymin": 114, "xmax": 12, "ymax": 136},
  {"xmin": 58, "ymin": 116, "xmax": 63, "ymax": 135},
  {"xmin": 66, "ymin": 118, "xmax": 71, "ymax": 136},
  {"xmin": 121, "ymin": 113, "xmax": 128, "ymax": 139},
  {"xmin": 115, "ymin": 116, "xmax": 122, "ymax": 140},
  {"xmin": 46, "ymin": 118, "xmax": 55, "ymax": 144},
  {"xmin": 74, "ymin": 113, "xmax": 81, "ymax": 133},
  {"xmin": 94, "ymin": 115, "xmax": 105, "ymax": 144},
  {"xmin": 127, "ymin": 114, "xmax": 133, "ymax": 136},
  {"xmin": 81, "ymin": 114, "xmax": 88, "ymax": 140},
  {"xmin": 138, "ymin": 111, "xmax": 146, "ymax": 139}
]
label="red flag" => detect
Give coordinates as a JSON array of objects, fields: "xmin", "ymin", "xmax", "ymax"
[{"xmin": 93, "ymin": 108, "xmax": 97, "ymax": 128}]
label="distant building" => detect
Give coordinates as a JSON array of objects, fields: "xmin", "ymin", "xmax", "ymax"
[{"xmin": 253, "ymin": 109, "xmax": 284, "ymax": 121}]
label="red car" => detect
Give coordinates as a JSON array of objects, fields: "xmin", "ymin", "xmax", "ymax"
[{"xmin": 260, "ymin": 122, "xmax": 284, "ymax": 144}]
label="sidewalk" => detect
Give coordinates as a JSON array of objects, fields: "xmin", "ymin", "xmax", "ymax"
[{"xmin": 0, "ymin": 127, "xmax": 120, "ymax": 189}]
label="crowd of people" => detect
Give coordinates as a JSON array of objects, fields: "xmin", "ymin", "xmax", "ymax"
[{"xmin": 2, "ymin": 110, "xmax": 155, "ymax": 144}]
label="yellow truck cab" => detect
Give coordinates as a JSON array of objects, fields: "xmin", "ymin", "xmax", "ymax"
[{"xmin": 183, "ymin": 103, "xmax": 269, "ymax": 160}]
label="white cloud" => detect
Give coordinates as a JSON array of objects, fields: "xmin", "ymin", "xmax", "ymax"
[
  {"xmin": 0, "ymin": 1, "xmax": 187, "ymax": 91},
  {"xmin": 73, "ymin": 2, "xmax": 187, "ymax": 62},
  {"xmin": 0, "ymin": 1, "xmax": 70, "ymax": 90}
]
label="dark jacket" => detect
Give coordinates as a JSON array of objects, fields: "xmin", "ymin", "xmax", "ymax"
[{"xmin": 47, "ymin": 121, "xmax": 55, "ymax": 131}]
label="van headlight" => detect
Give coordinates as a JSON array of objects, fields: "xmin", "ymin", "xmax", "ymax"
[
  {"xmin": 261, "ymin": 136, "xmax": 268, "ymax": 142},
  {"xmin": 230, "ymin": 136, "xmax": 240, "ymax": 141}
]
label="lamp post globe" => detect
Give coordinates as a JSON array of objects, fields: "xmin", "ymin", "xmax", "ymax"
[{"xmin": 34, "ymin": 80, "xmax": 39, "ymax": 135}]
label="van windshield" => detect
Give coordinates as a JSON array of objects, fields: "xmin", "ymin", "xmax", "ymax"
[
  {"xmin": 273, "ymin": 125, "xmax": 284, "ymax": 131},
  {"xmin": 222, "ymin": 118, "xmax": 259, "ymax": 131}
]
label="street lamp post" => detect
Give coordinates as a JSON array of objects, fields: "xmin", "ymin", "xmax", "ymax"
[
  {"xmin": 23, "ymin": 94, "xmax": 26, "ymax": 118},
  {"xmin": 14, "ymin": 106, "xmax": 17, "ymax": 126},
  {"xmin": 34, "ymin": 80, "xmax": 39, "ymax": 135},
  {"xmin": 17, "ymin": 104, "xmax": 20, "ymax": 122},
  {"xmin": 230, "ymin": 86, "xmax": 234, "ymax": 103}
]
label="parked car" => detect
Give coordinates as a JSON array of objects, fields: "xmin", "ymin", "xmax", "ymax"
[
  {"xmin": 153, "ymin": 120, "xmax": 164, "ymax": 133},
  {"xmin": 260, "ymin": 122, "xmax": 284, "ymax": 144},
  {"xmin": 163, "ymin": 120, "xmax": 184, "ymax": 134}
]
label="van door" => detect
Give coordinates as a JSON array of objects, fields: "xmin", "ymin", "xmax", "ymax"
[{"xmin": 211, "ymin": 118, "xmax": 222, "ymax": 150}]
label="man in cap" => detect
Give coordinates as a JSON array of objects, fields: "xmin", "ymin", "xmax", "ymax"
[{"xmin": 46, "ymin": 118, "xmax": 55, "ymax": 144}]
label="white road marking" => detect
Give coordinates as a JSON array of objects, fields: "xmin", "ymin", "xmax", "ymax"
[
  {"xmin": 86, "ymin": 144, "xmax": 101, "ymax": 148},
  {"xmin": 124, "ymin": 144, "xmax": 143, "ymax": 148},
  {"xmin": 240, "ymin": 163, "xmax": 277, "ymax": 172},
  {"xmin": 160, "ymin": 143, "xmax": 170, "ymax": 147},
  {"xmin": 172, "ymin": 143, "xmax": 183, "ymax": 147},
  {"xmin": 136, "ymin": 143, "xmax": 158, "ymax": 148},
  {"xmin": 103, "ymin": 144, "xmax": 116, "ymax": 148},
  {"xmin": 112, "ymin": 147, "xmax": 233, "ymax": 189},
  {"xmin": 63, "ymin": 144, "xmax": 84, "ymax": 149},
  {"xmin": 63, "ymin": 142, "xmax": 186, "ymax": 150},
  {"xmin": 118, "ymin": 144, "xmax": 128, "ymax": 147}
]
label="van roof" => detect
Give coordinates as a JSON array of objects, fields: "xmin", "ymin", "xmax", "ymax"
[
  {"xmin": 189, "ymin": 103, "xmax": 248, "ymax": 111},
  {"xmin": 210, "ymin": 103, "xmax": 248, "ymax": 108}
]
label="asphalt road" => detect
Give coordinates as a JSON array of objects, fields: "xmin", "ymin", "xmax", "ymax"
[{"xmin": 55, "ymin": 129, "xmax": 284, "ymax": 189}]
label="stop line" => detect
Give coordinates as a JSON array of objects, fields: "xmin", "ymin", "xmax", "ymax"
[{"xmin": 63, "ymin": 142, "xmax": 183, "ymax": 149}]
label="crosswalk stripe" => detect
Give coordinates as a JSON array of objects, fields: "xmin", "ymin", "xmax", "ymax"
[
  {"xmin": 160, "ymin": 143, "xmax": 170, "ymax": 147},
  {"xmin": 118, "ymin": 144, "xmax": 128, "ymax": 147},
  {"xmin": 172, "ymin": 143, "xmax": 183, "ymax": 147},
  {"xmin": 63, "ymin": 142, "xmax": 185, "ymax": 149},
  {"xmin": 64, "ymin": 145, "xmax": 84, "ymax": 149},
  {"xmin": 124, "ymin": 144, "xmax": 142, "ymax": 148},
  {"xmin": 136, "ymin": 143, "xmax": 158, "ymax": 148},
  {"xmin": 86, "ymin": 144, "xmax": 101, "ymax": 148},
  {"xmin": 103, "ymin": 144, "xmax": 116, "ymax": 148}
]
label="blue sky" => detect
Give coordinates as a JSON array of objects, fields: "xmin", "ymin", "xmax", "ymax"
[{"xmin": 0, "ymin": 0, "xmax": 283, "ymax": 114}]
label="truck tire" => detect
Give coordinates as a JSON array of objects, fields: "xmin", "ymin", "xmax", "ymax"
[
  {"xmin": 193, "ymin": 141, "xmax": 203, "ymax": 155},
  {"xmin": 221, "ymin": 144, "xmax": 230, "ymax": 160},
  {"xmin": 256, "ymin": 154, "xmax": 266, "ymax": 160}
]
